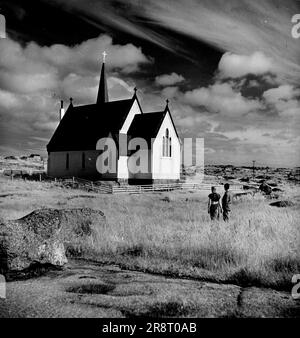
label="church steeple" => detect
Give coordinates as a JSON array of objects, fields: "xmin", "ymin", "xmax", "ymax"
[{"xmin": 96, "ymin": 51, "xmax": 109, "ymax": 104}]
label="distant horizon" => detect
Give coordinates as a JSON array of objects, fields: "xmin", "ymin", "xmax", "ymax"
[{"xmin": 0, "ymin": 152, "xmax": 298, "ymax": 170}]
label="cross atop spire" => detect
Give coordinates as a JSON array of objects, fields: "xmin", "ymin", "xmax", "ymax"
[{"xmin": 102, "ymin": 51, "xmax": 107, "ymax": 63}]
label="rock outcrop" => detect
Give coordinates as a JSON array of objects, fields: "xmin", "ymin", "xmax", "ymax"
[
  {"xmin": 0, "ymin": 208, "xmax": 105, "ymax": 274},
  {"xmin": 269, "ymin": 200, "xmax": 295, "ymax": 208}
]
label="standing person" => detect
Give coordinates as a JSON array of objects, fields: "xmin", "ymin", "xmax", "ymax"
[
  {"xmin": 208, "ymin": 186, "xmax": 222, "ymax": 221},
  {"xmin": 222, "ymin": 183, "xmax": 232, "ymax": 222}
]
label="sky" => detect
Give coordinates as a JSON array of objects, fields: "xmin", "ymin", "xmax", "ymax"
[{"xmin": 0, "ymin": 0, "xmax": 299, "ymax": 167}]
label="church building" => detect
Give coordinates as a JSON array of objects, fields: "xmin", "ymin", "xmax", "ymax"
[{"xmin": 47, "ymin": 54, "xmax": 181, "ymax": 184}]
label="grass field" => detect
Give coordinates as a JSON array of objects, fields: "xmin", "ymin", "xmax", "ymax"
[{"xmin": 1, "ymin": 176, "xmax": 299, "ymax": 290}]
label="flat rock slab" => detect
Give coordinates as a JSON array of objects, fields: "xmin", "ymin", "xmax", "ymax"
[
  {"xmin": 269, "ymin": 200, "xmax": 295, "ymax": 208},
  {"xmin": 0, "ymin": 260, "xmax": 299, "ymax": 318}
]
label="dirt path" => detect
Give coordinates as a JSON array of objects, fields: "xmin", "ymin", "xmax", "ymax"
[{"xmin": 0, "ymin": 260, "xmax": 299, "ymax": 318}]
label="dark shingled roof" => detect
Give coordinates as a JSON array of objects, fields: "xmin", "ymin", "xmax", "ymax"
[
  {"xmin": 47, "ymin": 98, "xmax": 135, "ymax": 152},
  {"xmin": 128, "ymin": 111, "xmax": 166, "ymax": 140}
]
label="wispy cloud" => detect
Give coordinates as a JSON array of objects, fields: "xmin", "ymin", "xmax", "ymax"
[
  {"xmin": 51, "ymin": 0, "xmax": 299, "ymax": 84},
  {"xmin": 131, "ymin": 0, "xmax": 300, "ymax": 83},
  {"xmin": 41, "ymin": 0, "xmax": 187, "ymax": 56}
]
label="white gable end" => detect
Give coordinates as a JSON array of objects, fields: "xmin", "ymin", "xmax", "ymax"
[
  {"xmin": 120, "ymin": 98, "xmax": 142, "ymax": 134},
  {"xmin": 152, "ymin": 111, "xmax": 181, "ymax": 180}
]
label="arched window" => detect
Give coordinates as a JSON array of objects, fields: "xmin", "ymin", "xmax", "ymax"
[
  {"xmin": 165, "ymin": 129, "xmax": 169, "ymax": 156},
  {"xmin": 66, "ymin": 153, "xmax": 69, "ymax": 170},
  {"xmin": 82, "ymin": 152, "xmax": 85, "ymax": 169},
  {"xmin": 163, "ymin": 129, "xmax": 172, "ymax": 157},
  {"xmin": 104, "ymin": 145, "xmax": 109, "ymax": 166}
]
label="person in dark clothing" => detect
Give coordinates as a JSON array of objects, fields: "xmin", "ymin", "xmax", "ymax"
[
  {"xmin": 222, "ymin": 183, "xmax": 232, "ymax": 221},
  {"xmin": 208, "ymin": 186, "xmax": 222, "ymax": 220}
]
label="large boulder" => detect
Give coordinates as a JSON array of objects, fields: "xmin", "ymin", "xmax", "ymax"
[
  {"xmin": 0, "ymin": 208, "xmax": 106, "ymax": 274},
  {"xmin": 259, "ymin": 182, "xmax": 272, "ymax": 195}
]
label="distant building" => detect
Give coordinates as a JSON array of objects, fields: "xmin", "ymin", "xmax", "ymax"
[{"xmin": 47, "ymin": 56, "xmax": 181, "ymax": 184}]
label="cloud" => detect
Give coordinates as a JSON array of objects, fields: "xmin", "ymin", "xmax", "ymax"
[
  {"xmin": 218, "ymin": 51, "xmax": 274, "ymax": 78},
  {"xmin": 263, "ymin": 84, "xmax": 300, "ymax": 103},
  {"xmin": 0, "ymin": 71, "xmax": 58, "ymax": 94},
  {"xmin": 155, "ymin": 72, "xmax": 185, "ymax": 86},
  {"xmin": 161, "ymin": 86, "xmax": 179, "ymax": 99},
  {"xmin": 60, "ymin": 73, "xmax": 97, "ymax": 104},
  {"xmin": 107, "ymin": 76, "xmax": 135, "ymax": 100},
  {"xmin": 27, "ymin": 34, "xmax": 150, "ymax": 75},
  {"xmin": 183, "ymin": 82, "xmax": 261, "ymax": 116},
  {"xmin": 0, "ymin": 89, "xmax": 21, "ymax": 109},
  {"xmin": 263, "ymin": 84, "xmax": 300, "ymax": 117}
]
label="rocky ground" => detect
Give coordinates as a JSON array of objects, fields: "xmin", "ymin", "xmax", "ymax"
[{"xmin": 0, "ymin": 259, "xmax": 299, "ymax": 318}]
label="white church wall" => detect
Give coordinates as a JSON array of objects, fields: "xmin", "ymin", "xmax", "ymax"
[
  {"xmin": 152, "ymin": 112, "xmax": 181, "ymax": 180},
  {"xmin": 119, "ymin": 99, "xmax": 142, "ymax": 134},
  {"xmin": 117, "ymin": 156, "xmax": 129, "ymax": 179}
]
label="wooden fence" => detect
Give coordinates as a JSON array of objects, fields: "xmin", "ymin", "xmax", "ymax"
[
  {"xmin": 111, "ymin": 182, "xmax": 243, "ymax": 194},
  {"xmin": 50, "ymin": 176, "xmax": 113, "ymax": 194},
  {"xmin": 5, "ymin": 172, "xmax": 245, "ymax": 194},
  {"xmin": 49, "ymin": 177, "xmax": 244, "ymax": 194}
]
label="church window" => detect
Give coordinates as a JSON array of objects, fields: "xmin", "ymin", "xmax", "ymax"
[
  {"xmin": 82, "ymin": 152, "xmax": 85, "ymax": 169},
  {"xmin": 104, "ymin": 145, "xmax": 109, "ymax": 167},
  {"xmin": 66, "ymin": 153, "xmax": 69, "ymax": 170},
  {"xmin": 163, "ymin": 129, "xmax": 171, "ymax": 157},
  {"xmin": 169, "ymin": 137, "xmax": 172, "ymax": 157}
]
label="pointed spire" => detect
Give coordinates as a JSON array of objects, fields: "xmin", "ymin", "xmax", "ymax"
[
  {"xmin": 96, "ymin": 52, "xmax": 109, "ymax": 104},
  {"xmin": 69, "ymin": 97, "xmax": 73, "ymax": 105}
]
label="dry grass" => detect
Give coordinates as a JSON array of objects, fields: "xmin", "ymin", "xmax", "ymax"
[{"xmin": 1, "ymin": 176, "xmax": 299, "ymax": 290}]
